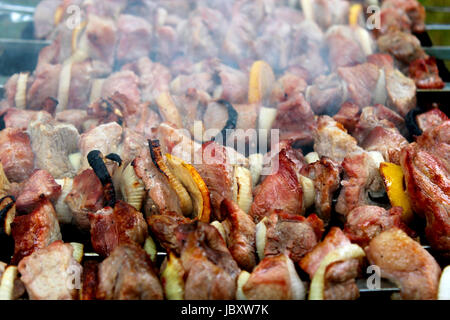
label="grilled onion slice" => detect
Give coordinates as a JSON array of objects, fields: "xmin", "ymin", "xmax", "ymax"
[
  {"xmin": 374, "ymin": 69, "xmax": 387, "ymax": 105},
  {"xmin": 161, "ymin": 252, "xmax": 185, "ymax": 300},
  {"xmin": 144, "ymin": 236, "xmax": 157, "ymax": 263},
  {"xmin": 56, "ymin": 59, "xmax": 73, "ymax": 112},
  {"xmin": 156, "ymin": 92, "xmax": 183, "ymax": 129},
  {"xmin": 438, "ymin": 266, "xmax": 450, "ymax": 300},
  {"xmin": 299, "ymin": 175, "xmax": 315, "ymax": 209},
  {"xmin": 149, "ymin": 140, "xmax": 193, "ymax": 216},
  {"xmin": 166, "ymin": 154, "xmax": 211, "ymax": 223},
  {"xmin": 233, "ymin": 166, "xmax": 253, "ymax": 214},
  {"xmin": 0, "ymin": 266, "xmax": 18, "ymax": 300},
  {"xmin": 0, "ymin": 163, "xmax": 10, "ymax": 198},
  {"xmin": 236, "ymin": 270, "xmax": 251, "ymax": 300},
  {"xmin": 69, "ymin": 153, "xmax": 82, "ymax": 172},
  {"xmin": 210, "ymin": 220, "xmax": 227, "ymax": 242},
  {"xmin": 258, "ymin": 107, "xmax": 278, "ymax": 131},
  {"xmin": 300, "ymin": 0, "xmax": 314, "ymax": 21},
  {"xmin": 0, "ymin": 196, "xmax": 15, "ymax": 236},
  {"xmin": 304, "ymin": 152, "xmax": 320, "ymax": 164},
  {"xmin": 118, "ymin": 162, "xmax": 146, "ymax": 211},
  {"xmin": 14, "ymin": 72, "xmax": 28, "ymax": 109},
  {"xmin": 70, "ymin": 242, "xmax": 84, "ymax": 263},
  {"xmin": 248, "ymin": 153, "xmax": 264, "ymax": 188},
  {"xmin": 309, "ymin": 244, "xmax": 365, "ymax": 300},
  {"xmin": 255, "ymin": 217, "xmax": 268, "ymax": 261},
  {"xmin": 55, "ymin": 178, "xmax": 74, "ymax": 224}
]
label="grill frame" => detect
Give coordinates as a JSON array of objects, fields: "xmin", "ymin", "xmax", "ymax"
[{"xmin": 0, "ymin": 1, "xmax": 448, "ymax": 299}]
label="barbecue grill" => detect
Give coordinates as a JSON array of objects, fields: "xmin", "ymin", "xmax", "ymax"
[{"xmin": 0, "ymin": 0, "xmax": 448, "ymax": 300}]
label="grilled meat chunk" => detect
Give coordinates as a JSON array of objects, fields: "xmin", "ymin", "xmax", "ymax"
[
  {"xmin": 353, "ymin": 104, "xmax": 407, "ymax": 143},
  {"xmin": 353, "ymin": 106, "xmax": 409, "ymax": 164},
  {"xmin": 300, "ymin": 227, "xmax": 362, "ymax": 300},
  {"xmin": 85, "ymin": 15, "xmax": 117, "ymax": 66},
  {"xmin": 272, "ymin": 93, "xmax": 316, "ymax": 146},
  {"xmin": 96, "ymin": 243, "xmax": 163, "ymax": 300},
  {"xmin": 16, "ymin": 170, "xmax": 62, "ymax": 214},
  {"xmin": 409, "ymin": 57, "xmax": 445, "ymax": 90},
  {"xmin": 416, "ymin": 108, "xmax": 448, "ymax": 133},
  {"xmin": 381, "ymin": 0, "xmax": 426, "ymax": 34},
  {"xmin": 26, "ymin": 63, "xmax": 61, "ymax": 111},
  {"xmin": 306, "ymin": 74, "xmax": 347, "ymax": 115},
  {"xmin": 80, "ymin": 260, "xmax": 99, "ymax": 301},
  {"xmin": 216, "ymin": 64, "xmax": 249, "ymax": 104},
  {"xmin": 79, "ymin": 122, "xmax": 123, "ymax": 170},
  {"xmin": 337, "ymin": 63, "xmax": 380, "ymax": 108},
  {"xmin": 326, "ymin": 26, "xmax": 366, "ymax": 71},
  {"xmin": 65, "ymin": 169, "xmax": 105, "ymax": 231},
  {"xmin": 89, "ymin": 201, "xmax": 148, "ymax": 257},
  {"xmin": 377, "ymin": 30, "xmax": 426, "ymax": 66},
  {"xmin": 28, "ymin": 113, "xmax": 80, "ymax": 179},
  {"xmin": 194, "ymin": 142, "xmax": 235, "ymax": 221},
  {"xmin": 55, "ymin": 109, "xmax": 89, "ymax": 133},
  {"xmin": 366, "ymin": 228, "xmax": 441, "ymax": 300},
  {"xmin": 250, "ymin": 149, "xmax": 304, "ymax": 222},
  {"xmin": 344, "ymin": 206, "xmax": 413, "ymax": 248},
  {"xmin": 300, "ymin": 157, "xmax": 341, "ymax": 224},
  {"xmin": 336, "ymin": 152, "xmax": 384, "ymax": 217},
  {"xmin": 177, "ymin": 221, "xmax": 240, "ymax": 300},
  {"xmin": 400, "ymin": 121, "xmax": 450, "ymax": 255},
  {"xmin": 11, "ymin": 199, "xmax": 61, "ymax": 265},
  {"xmin": 0, "ymin": 108, "xmax": 40, "ymax": 131},
  {"xmin": 33, "ymin": 0, "xmax": 63, "ymax": 39},
  {"xmin": 310, "ymin": 0, "xmax": 349, "ymax": 30},
  {"xmin": 241, "ymin": 253, "xmax": 305, "ymax": 300},
  {"xmin": 385, "ymin": 68, "xmax": 417, "ymax": 117},
  {"xmin": 333, "ymin": 102, "xmax": 360, "ymax": 133},
  {"xmin": 0, "ymin": 128, "xmax": 34, "ymax": 183},
  {"xmin": 133, "ymin": 148, "xmax": 182, "ymax": 216},
  {"xmin": 260, "ymin": 212, "xmax": 324, "ymax": 263},
  {"xmin": 367, "ymin": 53, "xmax": 395, "ymax": 70},
  {"xmin": 147, "ymin": 212, "xmax": 190, "ymax": 254},
  {"xmin": 313, "ymin": 116, "xmax": 363, "ymax": 164},
  {"xmin": 101, "ymin": 71, "xmax": 141, "ymax": 108},
  {"xmin": 116, "ymin": 14, "xmax": 153, "ymax": 64},
  {"xmin": 122, "ymin": 57, "xmax": 171, "ymax": 104},
  {"xmin": 220, "ymin": 199, "xmax": 256, "ymax": 271},
  {"xmin": 271, "ymin": 72, "xmax": 307, "ymax": 104},
  {"xmin": 120, "ymin": 129, "xmax": 148, "ymax": 164},
  {"xmin": 361, "ymin": 126, "xmax": 409, "ymax": 164},
  {"xmin": 18, "ymin": 241, "xmax": 81, "ymax": 300}
]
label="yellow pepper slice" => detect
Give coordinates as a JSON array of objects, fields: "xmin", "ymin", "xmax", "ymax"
[
  {"xmin": 379, "ymin": 162, "xmax": 413, "ymax": 223},
  {"xmin": 166, "ymin": 154, "xmax": 211, "ymax": 223},
  {"xmin": 349, "ymin": 3, "xmax": 363, "ymax": 26},
  {"xmin": 248, "ymin": 60, "xmax": 275, "ymax": 104}
]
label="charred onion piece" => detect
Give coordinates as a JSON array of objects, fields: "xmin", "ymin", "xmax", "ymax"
[
  {"xmin": 405, "ymin": 108, "xmax": 423, "ymax": 138},
  {"xmin": 212, "ymin": 99, "xmax": 238, "ymax": 144},
  {"xmin": 149, "ymin": 140, "xmax": 165, "ymax": 175},
  {"xmin": 105, "ymin": 153, "xmax": 123, "ymax": 167},
  {"xmin": 87, "ymin": 150, "xmax": 116, "ymax": 207},
  {"xmin": 0, "ymin": 196, "xmax": 15, "ymax": 236}
]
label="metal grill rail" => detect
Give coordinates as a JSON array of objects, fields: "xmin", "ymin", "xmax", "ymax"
[{"xmin": 0, "ymin": 1, "xmax": 448, "ymax": 298}]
